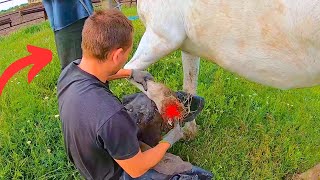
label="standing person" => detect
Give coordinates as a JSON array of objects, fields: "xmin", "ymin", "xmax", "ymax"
[{"xmin": 43, "ymin": 0, "xmax": 93, "ymax": 70}]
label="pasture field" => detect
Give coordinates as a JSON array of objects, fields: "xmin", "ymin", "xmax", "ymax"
[{"xmin": 0, "ymin": 7, "xmax": 319, "ymax": 179}]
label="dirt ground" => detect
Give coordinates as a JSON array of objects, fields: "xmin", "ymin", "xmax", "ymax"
[
  {"xmin": 294, "ymin": 163, "xmax": 320, "ymax": 180},
  {"xmin": 0, "ymin": 5, "xmax": 45, "ymax": 37}
]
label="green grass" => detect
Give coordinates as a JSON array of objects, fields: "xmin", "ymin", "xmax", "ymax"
[
  {"xmin": 0, "ymin": 3, "xmax": 28, "ymax": 15},
  {"xmin": 1, "ymin": 7, "xmax": 320, "ymax": 179}
]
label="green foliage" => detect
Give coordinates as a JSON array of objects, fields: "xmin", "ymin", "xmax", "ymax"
[
  {"xmin": 0, "ymin": 3, "xmax": 28, "ymax": 15},
  {"xmin": 0, "ymin": 7, "xmax": 319, "ymax": 179}
]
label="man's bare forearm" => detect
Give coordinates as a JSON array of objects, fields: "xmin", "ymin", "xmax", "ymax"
[
  {"xmin": 140, "ymin": 142, "xmax": 170, "ymax": 169},
  {"xmin": 107, "ymin": 69, "xmax": 132, "ymax": 81},
  {"xmin": 115, "ymin": 142, "xmax": 171, "ymax": 178}
]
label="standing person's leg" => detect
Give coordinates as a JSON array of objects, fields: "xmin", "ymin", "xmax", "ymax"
[{"xmin": 54, "ymin": 18, "xmax": 87, "ymax": 70}]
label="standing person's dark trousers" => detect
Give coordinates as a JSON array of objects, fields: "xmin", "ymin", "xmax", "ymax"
[
  {"xmin": 54, "ymin": 18, "xmax": 86, "ymax": 69},
  {"xmin": 43, "ymin": 0, "xmax": 94, "ymax": 70}
]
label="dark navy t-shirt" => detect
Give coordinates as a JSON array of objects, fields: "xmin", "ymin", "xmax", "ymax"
[{"xmin": 57, "ymin": 60, "xmax": 140, "ymax": 180}]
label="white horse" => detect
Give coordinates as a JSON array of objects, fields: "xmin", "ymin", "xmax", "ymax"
[{"xmin": 124, "ymin": 0, "xmax": 320, "ymax": 136}]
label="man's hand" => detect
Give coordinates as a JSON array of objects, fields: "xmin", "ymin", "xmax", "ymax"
[
  {"xmin": 160, "ymin": 121, "xmax": 184, "ymax": 147},
  {"xmin": 129, "ymin": 70, "xmax": 154, "ymax": 91}
]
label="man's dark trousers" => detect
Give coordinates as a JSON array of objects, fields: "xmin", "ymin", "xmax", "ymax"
[{"xmin": 54, "ymin": 18, "xmax": 86, "ymax": 70}]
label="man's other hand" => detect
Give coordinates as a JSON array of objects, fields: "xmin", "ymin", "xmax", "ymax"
[{"xmin": 160, "ymin": 121, "xmax": 184, "ymax": 147}]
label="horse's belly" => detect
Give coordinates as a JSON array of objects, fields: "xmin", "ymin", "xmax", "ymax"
[{"xmin": 182, "ymin": 0, "xmax": 320, "ymax": 89}]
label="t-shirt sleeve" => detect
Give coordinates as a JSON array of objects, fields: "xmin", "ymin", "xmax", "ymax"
[{"xmin": 96, "ymin": 108, "xmax": 140, "ymax": 160}]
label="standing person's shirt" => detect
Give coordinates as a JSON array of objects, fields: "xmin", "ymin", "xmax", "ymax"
[
  {"xmin": 57, "ymin": 60, "xmax": 140, "ymax": 180},
  {"xmin": 43, "ymin": 0, "xmax": 94, "ymax": 31}
]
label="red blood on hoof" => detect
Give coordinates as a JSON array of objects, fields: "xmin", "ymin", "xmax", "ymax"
[
  {"xmin": 161, "ymin": 99, "xmax": 184, "ymax": 123},
  {"xmin": 165, "ymin": 104, "xmax": 181, "ymax": 119}
]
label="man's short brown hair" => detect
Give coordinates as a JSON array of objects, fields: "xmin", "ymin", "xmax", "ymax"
[{"xmin": 82, "ymin": 10, "xmax": 134, "ymax": 61}]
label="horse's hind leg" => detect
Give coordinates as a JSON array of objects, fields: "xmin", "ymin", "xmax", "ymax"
[{"xmin": 182, "ymin": 51, "xmax": 200, "ymax": 140}]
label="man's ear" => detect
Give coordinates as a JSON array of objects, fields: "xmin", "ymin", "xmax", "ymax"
[{"xmin": 112, "ymin": 48, "xmax": 124, "ymax": 64}]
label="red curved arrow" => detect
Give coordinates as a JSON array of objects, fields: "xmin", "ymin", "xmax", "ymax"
[{"xmin": 0, "ymin": 45, "xmax": 53, "ymax": 96}]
